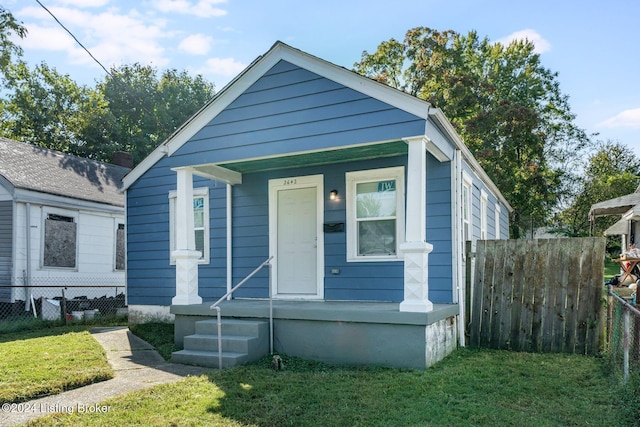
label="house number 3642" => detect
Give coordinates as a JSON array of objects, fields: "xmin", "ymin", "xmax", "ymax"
[{"xmin": 283, "ymin": 179, "xmax": 297, "ymax": 185}]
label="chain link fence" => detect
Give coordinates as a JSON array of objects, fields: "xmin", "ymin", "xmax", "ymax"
[
  {"xmin": 0, "ymin": 276, "xmax": 126, "ymax": 328},
  {"xmin": 606, "ymin": 285, "xmax": 640, "ymax": 383}
]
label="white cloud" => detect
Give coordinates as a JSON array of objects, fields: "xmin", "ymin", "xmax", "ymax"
[
  {"xmin": 193, "ymin": 56, "xmax": 247, "ymax": 86},
  {"xmin": 19, "ymin": 5, "xmax": 169, "ymax": 69},
  {"xmin": 598, "ymin": 108, "xmax": 640, "ymax": 128},
  {"xmin": 202, "ymin": 57, "xmax": 246, "ymax": 76},
  {"xmin": 496, "ymin": 29, "xmax": 551, "ymax": 54},
  {"xmin": 54, "ymin": 0, "xmax": 110, "ymax": 7},
  {"xmin": 154, "ymin": 0, "xmax": 227, "ymax": 18},
  {"xmin": 179, "ymin": 34, "xmax": 213, "ymax": 55}
]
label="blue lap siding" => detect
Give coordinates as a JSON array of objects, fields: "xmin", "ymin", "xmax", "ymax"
[{"xmin": 126, "ymin": 59, "xmax": 457, "ymax": 306}]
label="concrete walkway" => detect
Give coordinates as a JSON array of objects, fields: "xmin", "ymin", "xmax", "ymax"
[{"xmin": 0, "ymin": 326, "xmax": 210, "ymax": 427}]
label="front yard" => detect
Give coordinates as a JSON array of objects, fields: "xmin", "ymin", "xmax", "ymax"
[
  {"xmin": 2, "ymin": 323, "xmax": 635, "ymax": 426},
  {"xmin": 27, "ymin": 349, "xmax": 628, "ymax": 426}
]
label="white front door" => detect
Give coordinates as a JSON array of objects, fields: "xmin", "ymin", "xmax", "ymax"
[{"xmin": 269, "ymin": 175, "xmax": 324, "ymax": 299}]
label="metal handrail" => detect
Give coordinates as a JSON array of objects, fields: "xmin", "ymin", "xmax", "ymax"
[{"xmin": 210, "ymin": 256, "xmax": 273, "ymax": 369}]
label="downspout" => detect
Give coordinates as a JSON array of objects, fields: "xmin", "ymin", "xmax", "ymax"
[
  {"xmin": 226, "ymin": 183, "xmax": 232, "ymax": 299},
  {"xmin": 453, "ymin": 149, "xmax": 465, "ymax": 347}
]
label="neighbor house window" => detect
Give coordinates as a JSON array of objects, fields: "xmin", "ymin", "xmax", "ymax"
[
  {"xmin": 115, "ymin": 223, "xmax": 125, "ymax": 270},
  {"xmin": 494, "ymin": 205, "xmax": 501, "ymax": 240},
  {"xmin": 480, "ymin": 190, "xmax": 488, "ymax": 240},
  {"xmin": 346, "ymin": 167, "xmax": 405, "ymax": 262},
  {"xmin": 43, "ymin": 211, "xmax": 77, "ymax": 269},
  {"xmin": 462, "ymin": 172, "xmax": 472, "ymax": 242},
  {"xmin": 169, "ymin": 187, "xmax": 209, "ymax": 265}
]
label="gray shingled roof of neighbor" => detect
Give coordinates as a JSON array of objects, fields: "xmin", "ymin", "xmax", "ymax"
[{"xmin": 0, "ymin": 137, "xmax": 130, "ymax": 207}]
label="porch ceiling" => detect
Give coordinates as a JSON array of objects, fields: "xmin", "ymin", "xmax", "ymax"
[{"xmin": 219, "ymin": 141, "xmax": 408, "ymax": 173}]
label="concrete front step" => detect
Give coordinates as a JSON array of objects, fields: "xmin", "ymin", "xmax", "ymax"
[
  {"xmin": 183, "ymin": 333, "xmax": 261, "ymax": 353},
  {"xmin": 195, "ymin": 318, "xmax": 268, "ymax": 336},
  {"xmin": 172, "ymin": 318, "xmax": 269, "ymax": 369},
  {"xmin": 171, "ymin": 349, "xmax": 248, "ymax": 369}
]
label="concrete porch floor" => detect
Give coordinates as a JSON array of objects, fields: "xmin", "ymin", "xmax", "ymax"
[{"xmin": 171, "ymin": 299, "xmax": 458, "ymax": 325}]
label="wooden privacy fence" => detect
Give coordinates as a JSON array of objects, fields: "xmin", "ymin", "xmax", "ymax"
[{"xmin": 467, "ymin": 237, "xmax": 606, "ymax": 354}]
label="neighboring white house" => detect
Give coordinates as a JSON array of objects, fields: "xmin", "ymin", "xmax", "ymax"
[
  {"xmin": 0, "ymin": 138, "xmax": 130, "ymax": 307},
  {"xmin": 590, "ymin": 186, "xmax": 640, "ymax": 250}
]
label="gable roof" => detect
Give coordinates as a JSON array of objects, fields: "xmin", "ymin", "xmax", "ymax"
[
  {"xmin": 121, "ymin": 41, "xmax": 512, "ymax": 211},
  {"xmin": 0, "ymin": 137, "xmax": 129, "ymax": 207}
]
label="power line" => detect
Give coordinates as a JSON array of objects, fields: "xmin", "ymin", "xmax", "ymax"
[
  {"xmin": 34, "ymin": 0, "xmax": 115, "ymax": 80},
  {"xmin": 33, "ymin": 0, "xmax": 164, "ymax": 138}
]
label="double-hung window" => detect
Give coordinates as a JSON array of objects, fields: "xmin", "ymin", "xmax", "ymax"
[
  {"xmin": 480, "ymin": 190, "xmax": 488, "ymax": 240},
  {"xmin": 462, "ymin": 172, "xmax": 472, "ymax": 242},
  {"xmin": 169, "ymin": 187, "xmax": 210, "ymax": 265},
  {"xmin": 346, "ymin": 167, "xmax": 405, "ymax": 262}
]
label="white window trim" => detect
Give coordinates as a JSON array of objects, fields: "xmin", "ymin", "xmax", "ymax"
[
  {"xmin": 169, "ymin": 187, "xmax": 210, "ymax": 265},
  {"xmin": 462, "ymin": 171, "xmax": 472, "ymax": 242},
  {"xmin": 346, "ymin": 166, "xmax": 405, "ymax": 262},
  {"xmin": 480, "ymin": 189, "xmax": 488, "ymax": 240},
  {"xmin": 41, "ymin": 206, "xmax": 79, "ymax": 271},
  {"xmin": 494, "ymin": 204, "xmax": 501, "ymax": 240}
]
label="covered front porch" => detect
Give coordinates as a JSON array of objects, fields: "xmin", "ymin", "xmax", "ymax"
[
  {"xmin": 171, "ymin": 299, "xmax": 458, "ymax": 369},
  {"xmin": 170, "ymin": 136, "xmax": 455, "ymax": 313}
]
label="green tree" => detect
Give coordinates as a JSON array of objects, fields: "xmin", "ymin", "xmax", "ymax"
[
  {"xmin": 0, "ymin": 61, "xmax": 98, "ymax": 154},
  {"xmin": 558, "ymin": 140, "xmax": 640, "ymax": 239},
  {"xmin": 0, "ymin": 61, "xmax": 215, "ymax": 164},
  {"xmin": 0, "ymin": 7, "xmax": 26, "ymax": 77},
  {"xmin": 89, "ymin": 64, "xmax": 216, "ymax": 163},
  {"xmin": 354, "ymin": 27, "xmax": 590, "ymax": 237}
]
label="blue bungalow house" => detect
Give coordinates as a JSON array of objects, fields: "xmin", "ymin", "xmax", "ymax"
[{"xmin": 121, "ymin": 42, "xmax": 511, "ymax": 369}]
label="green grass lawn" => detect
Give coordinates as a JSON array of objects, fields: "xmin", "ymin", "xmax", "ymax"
[
  {"xmin": 0, "ymin": 326, "xmax": 113, "ymax": 404},
  {"xmin": 605, "ymin": 257, "xmax": 621, "ymax": 280},
  {"xmin": 129, "ymin": 321, "xmax": 177, "ymax": 360},
  {"xmin": 4, "ymin": 321, "xmax": 635, "ymax": 426},
  {"xmin": 28, "ymin": 349, "xmax": 630, "ymax": 426}
]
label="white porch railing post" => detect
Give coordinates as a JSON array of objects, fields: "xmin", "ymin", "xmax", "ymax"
[
  {"xmin": 400, "ymin": 136, "xmax": 434, "ymax": 313},
  {"xmin": 172, "ymin": 168, "xmax": 202, "ymax": 305}
]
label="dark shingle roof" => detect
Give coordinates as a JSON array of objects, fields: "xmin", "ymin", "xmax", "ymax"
[{"xmin": 0, "ymin": 138, "xmax": 129, "ymax": 207}]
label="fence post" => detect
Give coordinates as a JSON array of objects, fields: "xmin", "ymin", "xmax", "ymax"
[
  {"xmin": 61, "ymin": 288, "xmax": 68, "ymax": 325},
  {"xmin": 465, "ymin": 241, "xmax": 473, "ymax": 340},
  {"xmin": 624, "ymin": 306, "xmax": 630, "ymax": 384}
]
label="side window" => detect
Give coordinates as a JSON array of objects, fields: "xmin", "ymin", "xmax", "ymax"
[
  {"xmin": 494, "ymin": 205, "xmax": 501, "ymax": 240},
  {"xmin": 169, "ymin": 187, "xmax": 210, "ymax": 265},
  {"xmin": 462, "ymin": 172, "xmax": 472, "ymax": 242},
  {"xmin": 43, "ymin": 212, "xmax": 77, "ymax": 268},
  {"xmin": 115, "ymin": 223, "xmax": 125, "ymax": 270},
  {"xmin": 346, "ymin": 167, "xmax": 405, "ymax": 262},
  {"xmin": 480, "ymin": 190, "xmax": 488, "ymax": 240}
]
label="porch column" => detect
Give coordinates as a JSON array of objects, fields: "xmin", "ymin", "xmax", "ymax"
[
  {"xmin": 399, "ymin": 136, "xmax": 434, "ymax": 313},
  {"xmin": 172, "ymin": 167, "xmax": 202, "ymax": 305}
]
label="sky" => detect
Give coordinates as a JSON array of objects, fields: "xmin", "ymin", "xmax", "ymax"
[{"xmin": 5, "ymin": 0, "xmax": 640, "ymax": 157}]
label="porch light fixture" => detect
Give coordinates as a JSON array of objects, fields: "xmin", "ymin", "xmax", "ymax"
[{"xmin": 329, "ymin": 189, "xmax": 338, "ymax": 200}]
